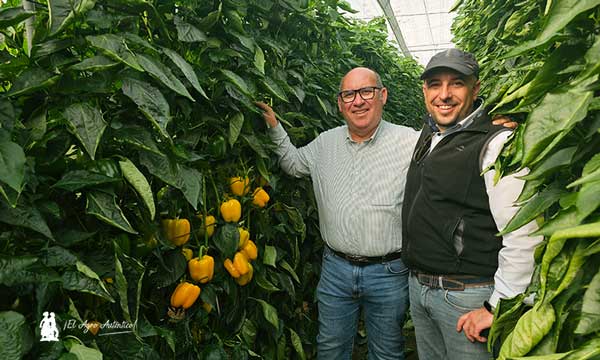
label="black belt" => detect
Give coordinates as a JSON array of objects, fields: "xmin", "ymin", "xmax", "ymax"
[
  {"xmin": 328, "ymin": 246, "xmax": 402, "ymax": 266},
  {"xmin": 411, "ymin": 271, "xmax": 494, "ymax": 291}
]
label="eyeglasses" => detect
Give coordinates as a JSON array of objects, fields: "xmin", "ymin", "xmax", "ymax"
[
  {"xmin": 412, "ymin": 132, "xmax": 434, "ymax": 164},
  {"xmin": 338, "ymin": 86, "xmax": 382, "ymax": 103}
]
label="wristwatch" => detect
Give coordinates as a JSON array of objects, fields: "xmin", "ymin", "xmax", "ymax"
[{"xmin": 483, "ymin": 300, "xmax": 495, "ymax": 314}]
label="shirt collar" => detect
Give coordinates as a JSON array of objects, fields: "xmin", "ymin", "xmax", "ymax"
[
  {"xmin": 429, "ymin": 98, "xmax": 485, "ymax": 136},
  {"xmin": 345, "ymin": 119, "xmax": 386, "ymax": 144}
]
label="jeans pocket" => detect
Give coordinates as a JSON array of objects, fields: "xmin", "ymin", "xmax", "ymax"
[
  {"xmin": 385, "ymin": 257, "xmax": 408, "ymax": 275},
  {"xmin": 444, "ymin": 286, "xmax": 493, "ymax": 312}
]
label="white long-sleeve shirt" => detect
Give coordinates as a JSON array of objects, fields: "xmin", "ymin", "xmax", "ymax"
[
  {"xmin": 268, "ymin": 120, "xmax": 419, "ymax": 257},
  {"xmin": 430, "ymin": 102, "xmax": 543, "ymax": 307}
]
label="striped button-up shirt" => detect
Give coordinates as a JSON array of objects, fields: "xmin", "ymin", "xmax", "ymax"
[{"xmin": 269, "ymin": 120, "xmax": 419, "ymax": 256}]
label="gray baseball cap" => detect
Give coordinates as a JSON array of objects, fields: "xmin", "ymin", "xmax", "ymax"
[{"xmin": 420, "ymin": 48, "xmax": 479, "ymax": 80}]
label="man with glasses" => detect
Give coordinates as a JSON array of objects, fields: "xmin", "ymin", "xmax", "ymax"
[
  {"xmin": 257, "ymin": 67, "xmax": 416, "ymax": 359},
  {"xmin": 401, "ymin": 49, "xmax": 541, "ymax": 359},
  {"xmin": 256, "ymin": 66, "xmax": 515, "ymax": 359}
]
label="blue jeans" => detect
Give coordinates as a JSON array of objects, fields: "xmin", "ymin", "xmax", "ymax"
[
  {"xmin": 409, "ymin": 274, "xmax": 494, "ymax": 360},
  {"xmin": 316, "ymin": 246, "xmax": 409, "ymax": 360}
]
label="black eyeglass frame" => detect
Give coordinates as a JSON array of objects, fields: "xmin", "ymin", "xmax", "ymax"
[{"xmin": 337, "ymin": 86, "xmax": 382, "ymax": 103}]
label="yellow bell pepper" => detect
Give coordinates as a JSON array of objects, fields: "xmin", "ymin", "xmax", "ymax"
[
  {"xmin": 170, "ymin": 282, "xmax": 201, "ymax": 309},
  {"xmin": 202, "ymin": 302, "xmax": 212, "ymax": 313},
  {"xmin": 198, "ymin": 214, "xmax": 216, "ymax": 237},
  {"xmin": 182, "ymin": 248, "xmax": 193, "ymax": 261},
  {"xmin": 224, "ymin": 258, "xmax": 241, "ymax": 278},
  {"xmin": 229, "ymin": 176, "xmax": 250, "ymax": 196},
  {"xmin": 241, "ymin": 240, "xmax": 258, "ymax": 261},
  {"xmin": 188, "ymin": 255, "xmax": 214, "ymax": 284},
  {"xmin": 238, "ymin": 227, "xmax": 250, "ymax": 249},
  {"xmin": 220, "ymin": 199, "xmax": 241, "ymax": 222},
  {"xmin": 252, "ymin": 187, "xmax": 270, "ymax": 208},
  {"xmin": 235, "ymin": 263, "xmax": 253, "ymax": 286},
  {"xmin": 162, "ymin": 218, "xmax": 191, "ymax": 246},
  {"xmin": 233, "ymin": 252, "xmax": 251, "ymax": 275}
]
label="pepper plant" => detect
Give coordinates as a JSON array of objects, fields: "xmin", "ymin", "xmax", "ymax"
[
  {"xmin": 452, "ymin": 0, "xmax": 600, "ymax": 358},
  {"xmin": 0, "ymin": 0, "xmax": 423, "ymax": 358}
]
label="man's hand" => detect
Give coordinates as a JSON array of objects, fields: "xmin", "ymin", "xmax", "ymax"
[
  {"xmin": 456, "ymin": 307, "xmax": 493, "ymax": 343},
  {"xmin": 492, "ymin": 114, "xmax": 518, "ymax": 129},
  {"xmin": 255, "ymin": 102, "xmax": 278, "ymax": 128}
]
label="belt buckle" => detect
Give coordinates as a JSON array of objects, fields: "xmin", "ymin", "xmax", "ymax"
[
  {"xmin": 441, "ymin": 277, "xmax": 465, "ymax": 291},
  {"xmin": 346, "ymin": 254, "xmax": 369, "ymax": 264}
]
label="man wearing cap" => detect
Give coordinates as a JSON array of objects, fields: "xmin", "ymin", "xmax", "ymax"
[{"xmin": 401, "ymin": 49, "xmax": 542, "ymax": 359}]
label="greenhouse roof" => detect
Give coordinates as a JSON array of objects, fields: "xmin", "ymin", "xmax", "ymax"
[{"xmin": 344, "ymin": 0, "xmax": 457, "ymax": 65}]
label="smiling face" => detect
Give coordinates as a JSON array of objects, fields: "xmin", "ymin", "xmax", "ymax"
[
  {"xmin": 422, "ymin": 68, "xmax": 480, "ymax": 131},
  {"xmin": 337, "ymin": 68, "xmax": 387, "ymax": 142}
]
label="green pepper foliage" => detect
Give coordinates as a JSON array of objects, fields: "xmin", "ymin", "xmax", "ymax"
[
  {"xmin": 0, "ymin": 0, "xmax": 423, "ymax": 358},
  {"xmin": 452, "ymin": 0, "xmax": 600, "ymax": 357}
]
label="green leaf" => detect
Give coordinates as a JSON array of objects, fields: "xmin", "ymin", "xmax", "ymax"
[
  {"xmin": 86, "ymin": 34, "xmax": 143, "ymax": 71},
  {"xmin": 498, "ymin": 304, "xmax": 555, "ymax": 359},
  {"xmin": 0, "ymin": 311, "xmax": 33, "ymax": 360},
  {"xmin": 24, "ymin": 105, "xmax": 47, "ymax": 141},
  {"xmin": 179, "ymin": 166, "xmax": 202, "ymax": 210},
  {"xmin": 254, "ymin": 46, "xmax": 265, "ymax": 74},
  {"xmin": 499, "ymin": 185, "xmax": 563, "ymax": 235},
  {"xmin": 568, "ymin": 168, "xmax": 600, "ymax": 188},
  {"xmin": 174, "ymin": 16, "xmax": 207, "ymax": 42},
  {"xmin": 532, "ymin": 207, "xmax": 579, "ymax": 237},
  {"xmin": 254, "ymin": 272, "xmax": 280, "ymax": 292},
  {"xmin": 576, "ymin": 180, "xmax": 600, "ymax": 221},
  {"xmin": 122, "ymin": 78, "xmax": 171, "ymax": 139},
  {"xmin": 66, "ymin": 342, "xmax": 103, "ymax": 360},
  {"xmin": 119, "ymin": 158, "xmax": 156, "ymax": 220},
  {"xmin": 69, "ymin": 55, "xmax": 118, "ymax": 71},
  {"xmin": 85, "ymin": 191, "xmax": 137, "ymax": 234},
  {"xmin": 540, "ymin": 222, "xmax": 600, "ymax": 301},
  {"xmin": 256, "ymin": 157, "xmax": 270, "ymax": 183},
  {"xmin": 114, "ymin": 241, "xmax": 145, "ymax": 326},
  {"xmin": 43, "ymin": 246, "xmax": 78, "ymax": 267},
  {"xmin": 148, "ymin": 249, "xmax": 187, "ymax": 288},
  {"xmin": 48, "ymin": 0, "xmax": 96, "ymax": 36},
  {"xmin": 64, "ymin": 103, "xmax": 107, "ymax": 160},
  {"xmin": 278, "ymin": 259, "xmax": 300, "ymax": 283},
  {"xmin": 136, "ymin": 53, "xmax": 194, "ymax": 101},
  {"xmin": 139, "ymin": 151, "xmax": 180, "ymax": 188},
  {"xmin": 0, "ymin": 256, "xmax": 60, "ymax": 286},
  {"xmin": 574, "ymin": 269, "xmax": 600, "ymax": 335},
  {"xmin": 228, "ymin": 112, "xmax": 244, "ymax": 146},
  {"xmin": 505, "ymin": 0, "xmax": 600, "ymax": 57},
  {"xmin": 289, "ymin": 327, "xmax": 306, "ymax": 360},
  {"xmin": 0, "ymin": 7, "xmax": 35, "ymax": 28},
  {"xmin": 215, "ymin": 223, "xmax": 239, "ymax": 260},
  {"xmin": 0, "ymin": 201, "xmax": 54, "ymax": 239},
  {"xmin": 53, "ymin": 170, "xmax": 119, "ymax": 191},
  {"xmin": 262, "ymin": 77, "xmax": 289, "ymax": 102},
  {"xmin": 0, "ymin": 138, "xmax": 25, "ymax": 192},
  {"xmin": 519, "ymin": 146, "xmax": 576, "ymax": 181},
  {"xmin": 62, "ymin": 269, "xmax": 114, "ymax": 302},
  {"xmin": 161, "ymin": 47, "xmax": 208, "ymax": 99},
  {"xmin": 7, "ymin": 68, "xmax": 59, "ymax": 97},
  {"xmin": 113, "ymin": 126, "xmax": 163, "ymax": 155},
  {"xmin": 522, "ymin": 84, "xmax": 592, "ymax": 166},
  {"xmin": 242, "ymin": 134, "xmax": 268, "ymax": 158},
  {"xmin": 251, "ymin": 298, "xmax": 279, "ymax": 329},
  {"xmin": 263, "ymin": 245, "xmax": 277, "ymax": 267},
  {"xmin": 221, "ymin": 69, "xmax": 252, "ymax": 97}
]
